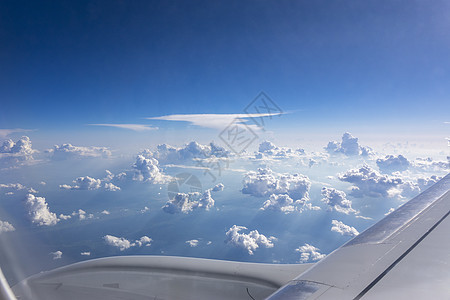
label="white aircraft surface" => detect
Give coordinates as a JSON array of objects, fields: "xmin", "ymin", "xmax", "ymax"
[{"xmin": 1, "ymin": 173, "xmax": 449, "ymax": 300}]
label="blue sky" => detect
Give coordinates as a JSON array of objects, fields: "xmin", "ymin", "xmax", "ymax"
[
  {"xmin": 0, "ymin": 1, "xmax": 450, "ymax": 285},
  {"xmin": 1, "ymin": 0, "xmax": 449, "ymax": 147}
]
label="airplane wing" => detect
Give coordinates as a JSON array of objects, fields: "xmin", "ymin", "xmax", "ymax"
[
  {"xmin": 7, "ymin": 256, "xmax": 313, "ymax": 300},
  {"xmin": 1, "ymin": 173, "xmax": 449, "ymax": 300},
  {"xmin": 267, "ymin": 173, "xmax": 450, "ymax": 299}
]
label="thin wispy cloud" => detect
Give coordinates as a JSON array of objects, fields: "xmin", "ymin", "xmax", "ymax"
[
  {"xmin": 147, "ymin": 113, "xmax": 283, "ymax": 130},
  {"xmin": 88, "ymin": 124, "xmax": 158, "ymax": 132},
  {"xmin": 0, "ymin": 128, "xmax": 34, "ymax": 138}
]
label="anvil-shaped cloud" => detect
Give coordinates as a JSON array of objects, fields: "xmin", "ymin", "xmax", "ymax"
[{"xmin": 147, "ymin": 113, "xmax": 283, "ymax": 130}]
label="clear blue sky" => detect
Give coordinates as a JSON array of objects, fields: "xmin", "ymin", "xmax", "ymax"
[{"xmin": 1, "ymin": 0, "xmax": 449, "ymax": 141}]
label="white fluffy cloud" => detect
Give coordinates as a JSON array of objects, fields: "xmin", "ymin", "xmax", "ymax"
[
  {"xmin": 225, "ymin": 225, "xmax": 276, "ymax": 255},
  {"xmin": 339, "ymin": 166, "xmax": 442, "ymax": 199},
  {"xmin": 325, "ymin": 132, "xmax": 373, "ymax": 156},
  {"xmin": 295, "ymin": 243, "xmax": 326, "ymax": 263},
  {"xmin": 135, "ymin": 236, "xmax": 153, "ymax": 247},
  {"xmin": 0, "ymin": 220, "xmax": 15, "ymax": 233},
  {"xmin": 162, "ymin": 189, "xmax": 215, "ymax": 214},
  {"xmin": 103, "ymin": 234, "xmax": 152, "ymax": 251},
  {"xmin": 0, "ymin": 136, "xmax": 36, "ymax": 166},
  {"xmin": 48, "ymin": 143, "xmax": 111, "ymax": 160},
  {"xmin": 242, "ymin": 168, "xmax": 311, "ymax": 201},
  {"xmin": 149, "ymin": 141, "xmax": 230, "ymax": 165},
  {"xmin": 73, "ymin": 209, "xmax": 94, "ymax": 220},
  {"xmin": 256, "ymin": 141, "xmax": 304, "ymax": 159},
  {"xmin": 0, "ymin": 183, "xmax": 37, "ymax": 195},
  {"xmin": 131, "ymin": 155, "xmax": 169, "ymax": 183},
  {"xmin": 212, "ymin": 183, "xmax": 224, "ymax": 192},
  {"xmin": 331, "ymin": 220, "xmax": 359, "ymax": 237},
  {"xmin": 412, "ymin": 157, "xmax": 449, "ymax": 172},
  {"xmin": 186, "ymin": 239, "xmax": 199, "ymax": 247},
  {"xmin": 338, "ymin": 165, "xmax": 404, "ymax": 198},
  {"xmin": 50, "ymin": 251, "xmax": 62, "ymax": 260},
  {"xmin": 376, "ymin": 155, "xmax": 410, "ymax": 173},
  {"xmin": 103, "ymin": 235, "xmax": 132, "ymax": 251},
  {"xmin": 261, "ymin": 194, "xmax": 320, "ymax": 213},
  {"xmin": 80, "ymin": 252, "xmax": 91, "ymax": 256},
  {"xmin": 60, "ymin": 175, "xmax": 121, "ymax": 191},
  {"xmin": 25, "ymin": 194, "xmax": 59, "ymax": 226},
  {"xmin": 321, "ymin": 187, "xmax": 357, "ymax": 214},
  {"xmin": 0, "ymin": 136, "xmax": 35, "ymax": 155}
]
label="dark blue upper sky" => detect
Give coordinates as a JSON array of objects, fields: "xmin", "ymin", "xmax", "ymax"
[{"xmin": 1, "ymin": 0, "xmax": 449, "ymax": 137}]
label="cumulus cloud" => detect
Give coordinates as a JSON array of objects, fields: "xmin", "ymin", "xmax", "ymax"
[
  {"xmin": 73, "ymin": 209, "xmax": 94, "ymax": 220},
  {"xmin": 149, "ymin": 141, "xmax": 230, "ymax": 165},
  {"xmin": 261, "ymin": 194, "xmax": 320, "ymax": 213},
  {"xmin": 48, "ymin": 143, "xmax": 111, "ymax": 160},
  {"xmin": 162, "ymin": 189, "xmax": 215, "ymax": 214},
  {"xmin": 135, "ymin": 236, "xmax": 152, "ymax": 247},
  {"xmin": 129, "ymin": 155, "xmax": 170, "ymax": 183},
  {"xmin": 59, "ymin": 213, "xmax": 71, "ymax": 220},
  {"xmin": 416, "ymin": 175, "xmax": 441, "ymax": 191},
  {"xmin": 325, "ymin": 132, "xmax": 373, "ymax": 156},
  {"xmin": 80, "ymin": 252, "xmax": 91, "ymax": 256},
  {"xmin": 186, "ymin": 239, "xmax": 199, "ymax": 247},
  {"xmin": 321, "ymin": 187, "xmax": 357, "ymax": 214},
  {"xmin": 0, "ymin": 136, "xmax": 37, "ymax": 166},
  {"xmin": 103, "ymin": 235, "xmax": 152, "ymax": 251},
  {"xmin": 104, "ymin": 235, "xmax": 132, "ymax": 251},
  {"xmin": 412, "ymin": 157, "xmax": 449, "ymax": 172},
  {"xmin": 60, "ymin": 175, "xmax": 121, "ymax": 191},
  {"xmin": 376, "ymin": 155, "xmax": 410, "ymax": 173},
  {"xmin": 0, "ymin": 220, "xmax": 15, "ymax": 233},
  {"xmin": 331, "ymin": 220, "xmax": 359, "ymax": 237},
  {"xmin": 140, "ymin": 206, "xmax": 150, "ymax": 213},
  {"xmin": 385, "ymin": 208, "xmax": 395, "ymax": 216},
  {"xmin": 50, "ymin": 251, "xmax": 62, "ymax": 260},
  {"xmin": 339, "ymin": 165, "xmax": 442, "ymax": 199},
  {"xmin": 295, "ymin": 243, "xmax": 326, "ymax": 263},
  {"xmin": 225, "ymin": 225, "xmax": 276, "ymax": 255},
  {"xmin": 212, "ymin": 183, "xmax": 224, "ymax": 192},
  {"xmin": 25, "ymin": 194, "xmax": 59, "ymax": 226},
  {"xmin": 0, "ymin": 183, "xmax": 37, "ymax": 195},
  {"xmin": 256, "ymin": 141, "xmax": 303, "ymax": 159},
  {"xmin": 338, "ymin": 165, "xmax": 404, "ymax": 198},
  {"xmin": 242, "ymin": 168, "xmax": 311, "ymax": 201}
]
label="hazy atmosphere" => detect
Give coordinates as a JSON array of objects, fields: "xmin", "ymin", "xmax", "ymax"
[{"xmin": 0, "ymin": 0, "xmax": 449, "ymax": 285}]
